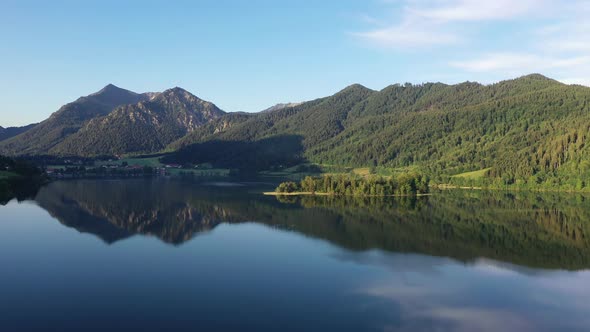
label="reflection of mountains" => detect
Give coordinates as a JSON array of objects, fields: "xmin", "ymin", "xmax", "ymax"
[
  {"xmin": 1, "ymin": 177, "xmax": 44, "ymax": 205},
  {"xmin": 35, "ymin": 180, "xmax": 240, "ymax": 244},
  {"xmin": 35, "ymin": 180, "xmax": 590, "ymax": 270}
]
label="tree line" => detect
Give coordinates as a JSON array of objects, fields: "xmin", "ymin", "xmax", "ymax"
[
  {"xmin": 275, "ymin": 173, "xmax": 429, "ymax": 196},
  {"xmin": 0, "ymin": 155, "xmax": 47, "ymax": 204}
]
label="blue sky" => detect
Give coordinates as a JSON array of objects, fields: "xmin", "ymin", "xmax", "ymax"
[{"xmin": 1, "ymin": 0, "xmax": 589, "ymax": 126}]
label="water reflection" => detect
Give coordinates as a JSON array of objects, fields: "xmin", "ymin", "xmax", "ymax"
[
  {"xmin": 34, "ymin": 179, "xmax": 590, "ymax": 270},
  {"xmin": 0, "ymin": 177, "xmax": 43, "ymax": 205}
]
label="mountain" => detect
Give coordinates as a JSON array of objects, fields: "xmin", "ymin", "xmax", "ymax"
[
  {"xmin": 168, "ymin": 74, "xmax": 590, "ymax": 188},
  {"xmin": 168, "ymin": 112, "xmax": 254, "ymax": 150},
  {"xmin": 0, "ymin": 84, "xmax": 150, "ymax": 155},
  {"xmin": 261, "ymin": 102, "xmax": 302, "ymax": 113},
  {"xmin": 0, "ymin": 123, "xmax": 37, "ymax": 142},
  {"xmin": 0, "ymin": 85, "xmax": 225, "ymax": 157},
  {"xmin": 164, "ymin": 83, "xmax": 374, "ymax": 169},
  {"xmin": 176, "ymin": 83, "xmax": 374, "ymax": 146},
  {"xmin": 5, "ymin": 74, "xmax": 590, "ymax": 188},
  {"xmin": 51, "ymin": 87, "xmax": 225, "ymax": 156}
]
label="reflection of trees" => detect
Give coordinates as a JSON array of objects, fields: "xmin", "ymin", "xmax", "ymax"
[
  {"xmin": 34, "ymin": 180, "xmax": 590, "ymax": 270},
  {"xmin": 275, "ymin": 191, "xmax": 590, "ymax": 270},
  {"xmin": 1, "ymin": 178, "xmax": 44, "ymax": 205}
]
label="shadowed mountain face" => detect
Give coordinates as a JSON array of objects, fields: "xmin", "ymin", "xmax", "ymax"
[
  {"xmin": 164, "ymin": 134, "xmax": 306, "ymax": 171},
  {"xmin": 33, "ymin": 179, "xmax": 590, "ymax": 270}
]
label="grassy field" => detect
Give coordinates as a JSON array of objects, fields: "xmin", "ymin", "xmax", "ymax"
[
  {"xmin": 259, "ymin": 165, "xmax": 321, "ymax": 180},
  {"xmin": 0, "ymin": 171, "xmax": 18, "ymax": 180},
  {"xmin": 46, "ymin": 165, "xmax": 67, "ymax": 170},
  {"xmin": 260, "ymin": 164, "xmax": 426, "ymax": 180},
  {"xmin": 96, "ymin": 157, "xmax": 163, "ymax": 167},
  {"xmin": 318, "ymin": 164, "xmax": 353, "ymax": 174},
  {"xmin": 92, "ymin": 156, "xmax": 231, "ymax": 177},
  {"xmin": 451, "ymin": 168, "xmax": 492, "ymax": 179},
  {"xmin": 167, "ymin": 168, "xmax": 230, "ymax": 177},
  {"xmin": 352, "ymin": 167, "xmax": 371, "ymax": 176}
]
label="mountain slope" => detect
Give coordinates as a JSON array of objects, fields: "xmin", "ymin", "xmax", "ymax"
[
  {"xmin": 168, "ymin": 74, "xmax": 590, "ymax": 188},
  {"xmin": 167, "ymin": 112, "xmax": 254, "ymax": 150},
  {"xmin": 261, "ymin": 102, "xmax": 302, "ymax": 113},
  {"xmin": 6, "ymin": 74, "xmax": 590, "ymax": 188},
  {"xmin": 0, "ymin": 84, "xmax": 149, "ymax": 155},
  {"xmin": 165, "ymin": 84, "xmax": 375, "ymax": 169},
  {"xmin": 0, "ymin": 123, "xmax": 37, "ymax": 142},
  {"xmin": 52, "ymin": 88, "xmax": 225, "ymax": 156},
  {"xmin": 185, "ymin": 83, "xmax": 375, "ymax": 146}
]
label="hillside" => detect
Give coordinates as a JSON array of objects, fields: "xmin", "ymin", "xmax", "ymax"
[
  {"xmin": 0, "ymin": 84, "xmax": 150, "ymax": 155},
  {"xmin": 0, "ymin": 123, "xmax": 37, "ymax": 142},
  {"xmin": 261, "ymin": 102, "xmax": 303, "ymax": 113},
  {"xmin": 168, "ymin": 74, "xmax": 590, "ymax": 188},
  {"xmin": 51, "ymin": 87, "xmax": 225, "ymax": 156},
  {"xmin": 4, "ymin": 74, "xmax": 590, "ymax": 188},
  {"xmin": 164, "ymin": 83, "xmax": 375, "ymax": 170}
]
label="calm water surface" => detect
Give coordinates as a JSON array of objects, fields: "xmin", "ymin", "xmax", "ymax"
[{"xmin": 1, "ymin": 179, "xmax": 590, "ymax": 331}]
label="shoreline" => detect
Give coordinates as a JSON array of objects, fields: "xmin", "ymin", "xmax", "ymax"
[
  {"xmin": 433, "ymin": 184, "xmax": 590, "ymax": 194},
  {"xmin": 263, "ymin": 192, "xmax": 431, "ymax": 197}
]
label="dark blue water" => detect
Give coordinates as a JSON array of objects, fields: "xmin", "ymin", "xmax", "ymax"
[{"xmin": 1, "ymin": 179, "xmax": 589, "ymax": 331}]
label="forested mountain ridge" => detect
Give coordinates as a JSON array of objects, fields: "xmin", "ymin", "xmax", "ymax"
[
  {"xmin": 169, "ymin": 74, "xmax": 590, "ymax": 188},
  {"xmin": 261, "ymin": 102, "xmax": 303, "ymax": 113},
  {"xmin": 51, "ymin": 87, "xmax": 225, "ymax": 156},
  {"xmin": 0, "ymin": 84, "xmax": 150, "ymax": 155},
  {"xmin": 173, "ymin": 83, "xmax": 374, "ymax": 147},
  {"xmin": 0, "ymin": 85, "xmax": 225, "ymax": 157},
  {"xmin": 167, "ymin": 112, "xmax": 254, "ymax": 150},
  {"xmin": 0, "ymin": 123, "xmax": 37, "ymax": 142},
  {"xmin": 4, "ymin": 74, "xmax": 590, "ymax": 188}
]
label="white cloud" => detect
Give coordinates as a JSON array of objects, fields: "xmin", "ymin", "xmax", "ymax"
[
  {"xmin": 537, "ymin": 20, "xmax": 590, "ymax": 53},
  {"xmin": 354, "ymin": 18, "xmax": 460, "ymax": 49},
  {"xmin": 449, "ymin": 52, "xmax": 590, "ymax": 86},
  {"xmin": 354, "ymin": 260, "xmax": 590, "ymax": 331},
  {"xmin": 450, "ymin": 53, "xmax": 541, "ymax": 72},
  {"xmin": 409, "ymin": 0, "xmax": 543, "ymax": 22},
  {"xmin": 432, "ymin": 0, "xmax": 590, "ymax": 86},
  {"xmin": 450, "ymin": 53, "xmax": 590, "ymax": 73},
  {"xmin": 560, "ymin": 78, "xmax": 590, "ymax": 87},
  {"xmin": 354, "ymin": 0, "xmax": 555, "ymax": 49},
  {"xmin": 353, "ymin": 0, "xmax": 590, "ymax": 85},
  {"xmin": 424, "ymin": 307, "xmax": 533, "ymax": 332},
  {"xmin": 446, "ymin": 1, "xmax": 590, "ymax": 85}
]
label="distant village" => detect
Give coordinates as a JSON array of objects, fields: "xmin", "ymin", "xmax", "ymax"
[{"xmin": 44, "ymin": 158, "xmax": 223, "ymax": 179}]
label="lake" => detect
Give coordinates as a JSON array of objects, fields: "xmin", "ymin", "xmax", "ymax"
[{"xmin": 1, "ymin": 179, "xmax": 589, "ymax": 331}]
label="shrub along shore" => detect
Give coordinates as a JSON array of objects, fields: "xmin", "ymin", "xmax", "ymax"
[{"xmin": 271, "ymin": 174, "xmax": 429, "ymax": 197}]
